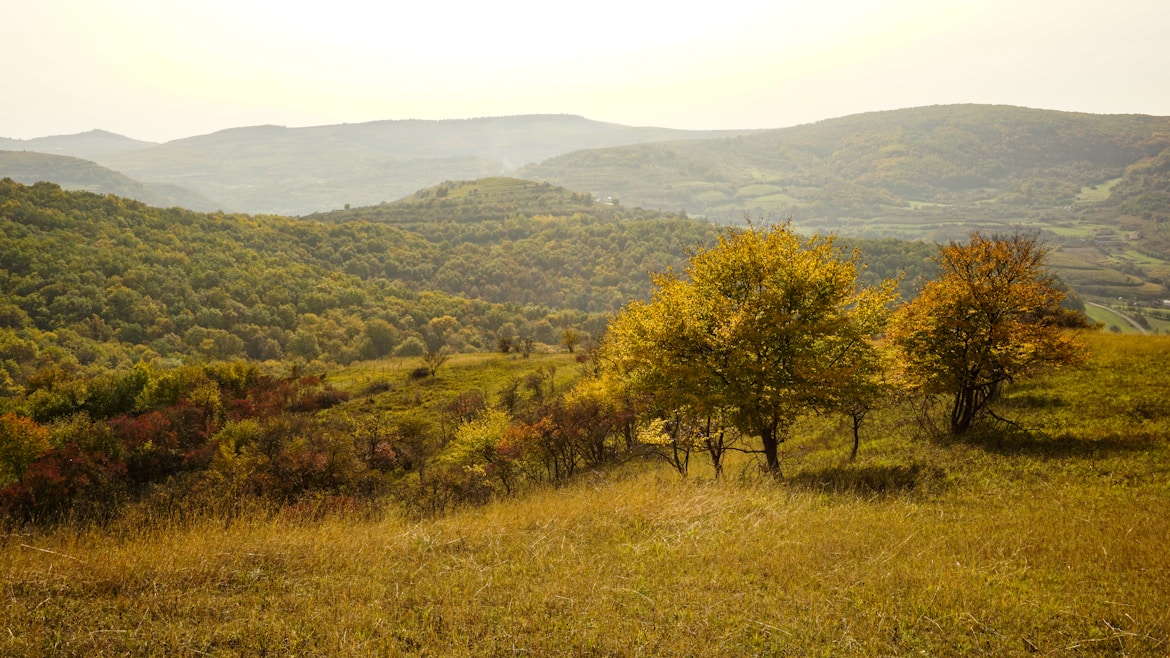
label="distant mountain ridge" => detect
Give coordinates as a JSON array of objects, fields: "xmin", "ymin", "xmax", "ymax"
[
  {"xmin": 0, "ymin": 151, "xmax": 220, "ymax": 210},
  {"xmin": 521, "ymin": 104, "xmax": 1170, "ymax": 226},
  {"xmin": 0, "ymin": 129, "xmax": 157, "ymax": 160},
  {"xmin": 87, "ymin": 115, "xmax": 747, "ymax": 215},
  {"xmin": 6, "ymin": 106, "xmax": 1170, "ymax": 230}
]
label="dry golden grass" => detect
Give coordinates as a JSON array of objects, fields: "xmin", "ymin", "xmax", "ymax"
[{"xmin": 3, "ymin": 333, "xmax": 1169, "ymax": 656}]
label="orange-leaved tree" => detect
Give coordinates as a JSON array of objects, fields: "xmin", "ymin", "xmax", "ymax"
[{"xmin": 887, "ymin": 231, "xmax": 1087, "ymax": 435}]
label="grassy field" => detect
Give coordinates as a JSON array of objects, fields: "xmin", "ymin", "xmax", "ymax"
[
  {"xmin": 1085, "ymin": 303, "xmax": 1143, "ymax": 334},
  {"xmin": 2, "ymin": 333, "xmax": 1168, "ymax": 656},
  {"xmin": 1075, "ymin": 178, "xmax": 1123, "ymax": 204}
]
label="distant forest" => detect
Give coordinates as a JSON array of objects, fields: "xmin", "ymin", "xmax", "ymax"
[{"xmin": 0, "ymin": 179, "xmax": 938, "ymax": 392}]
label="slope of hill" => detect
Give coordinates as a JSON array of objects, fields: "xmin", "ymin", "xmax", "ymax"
[
  {"xmin": 0, "ymin": 179, "xmax": 715, "ymax": 384},
  {"xmin": 522, "ymin": 105, "xmax": 1170, "ymax": 225},
  {"xmin": 307, "ymin": 176, "xmax": 656, "ymax": 224},
  {"xmin": 308, "ymin": 177, "xmax": 939, "ymax": 299},
  {"xmin": 3, "ymin": 332, "xmax": 1168, "ymax": 655},
  {"xmin": 0, "ymin": 178, "xmax": 943, "ymax": 392},
  {"xmin": 93, "ymin": 116, "xmax": 745, "ymax": 215},
  {"xmin": 0, "ymin": 151, "xmax": 220, "ymax": 210},
  {"xmin": 0, "ymin": 129, "xmax": 156, "ymax": 160}
]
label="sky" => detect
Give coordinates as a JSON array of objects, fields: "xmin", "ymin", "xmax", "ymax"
[{"xmin": 4, "ymin": 0, "xmax": 1170, "ymax": 143}]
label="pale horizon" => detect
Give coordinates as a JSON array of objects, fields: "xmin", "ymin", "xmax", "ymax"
[{"xmin": 5, "ymin": 0, "xmax": 1170, "ymax": 143}]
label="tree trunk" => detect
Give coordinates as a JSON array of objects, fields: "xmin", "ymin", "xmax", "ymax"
[
  {"xmin": 951, "ymin": 385, "xmax": 976, "ymax": 434},
  {"xmin": 760, "ymin": 423, "xmax": 781, "ymax": 476},
  {"xmin": 850, "ymin": 413, "xmax": 862, "ymax": 461}
]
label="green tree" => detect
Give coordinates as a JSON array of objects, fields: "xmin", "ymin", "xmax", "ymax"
[
  {"xmin": 363, "ymin": 319, "xmax": 398, "ymax": 358},
  {"xmin": 604, "ymin": 222, "xmax": 896, "ymax": 474},
  {"xmin": 560, "ymin": 328, "xmax": 581, "ymax": 353},
  {"xmin": 394, "ymin": 336, "xmax": 427, "ymax": 357},
  {"xmin": 830, "ymin": 344, "xmax": 894, "ymax": 460},
  {"xmin": 285, "ymin": 328, "xmax": 321, "ymax": 361},
  {"xmin": 421, "ymin": 345, "xmax": 452, "ymax": 378},
  {"xmin": 887, "ymin": 231, "xmax": 1087, "ymax": 435},
  {"xmin": 438, "ymin": 409, "xmax": 511, "ymax": 467}
]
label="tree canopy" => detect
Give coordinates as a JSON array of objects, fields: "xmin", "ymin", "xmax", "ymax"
[
  {"xmin": 603, "ymin": 223, "xmax": 897, "ymax": 474},
  {"xmin": 887, "ymin": 231, "xmax": 1088, "ymax": 434}
]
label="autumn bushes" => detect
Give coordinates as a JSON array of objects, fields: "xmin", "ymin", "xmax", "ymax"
[
  {"xmin": 885, "ymin": 231, "xmax": 1088, "ymax": 434},
  {"xmin": 0, "ymin": 349, "xmax": 641, "ymax": 525},
  {"xmin": 0, "ymin": 362, "xmax": 352, "ymax": 522},
  {"xmin": 391, "ymin": 381, "xmax": 635, "ymax": 517}
]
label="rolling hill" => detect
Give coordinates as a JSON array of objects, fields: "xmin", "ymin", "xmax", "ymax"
[
  {"xmin": 304, "ymin": 176, "xmax": 661, "ymax": 224},
  {"xmin": 0, "ymin": 151, "xmax": 220, "ymax": 210},
  {"xmin": 91, "ymin": 115, "xmax": 745, "ymax": 215},
  {"xmin": 0, "ymin": 129, "xmax": 156, "ymax": 160},
  {"xmin": 521, "ymin": 104, "xmax": 1170, "ymax": 227},
  {"xmin": 9, "ymin": 106, "xmax": 1170, "ymax": 302}
]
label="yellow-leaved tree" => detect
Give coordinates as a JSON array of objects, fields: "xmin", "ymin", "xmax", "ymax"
[
  {"xmin": 0, "ymin": 413, "xmax": 50, "ymax": 484},
  {"xmin": 887, "ymin": 231, "xmax": 1087, "ymax": 435},
  {"xmin": 603, "ymin": 222, "xmax": 897, "ymax": 475}
]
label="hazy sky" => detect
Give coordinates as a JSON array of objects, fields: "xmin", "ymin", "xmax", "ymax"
[{"xmin": 5, "ymin": 0, "xmax": 1169, "ymax": 142}]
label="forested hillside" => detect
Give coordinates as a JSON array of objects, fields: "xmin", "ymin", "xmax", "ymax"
[
  {"xmin": 0, "ymin": 180, "xmax": 627, "ymax": 381},
  {"xmin": 0, "ymin": 178, "xmax": 938, "ymax": 384},
  {"xmin": 308, "ymin": 177, "xmax": 939, "ymax": 296},
  {"xmin": 519, "ymin": 105, "xmax": 1170, "ymax": 303}
]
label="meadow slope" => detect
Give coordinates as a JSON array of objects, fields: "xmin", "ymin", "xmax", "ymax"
[{"xmin": 2, "ymin": 333, "xmax": 1168, "ymax": 656}]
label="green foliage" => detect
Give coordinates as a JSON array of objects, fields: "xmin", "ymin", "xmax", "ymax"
[
  {"xmin": 0, "ymin": 179, "xmax": 620, "ymax": 378},
  {"xmin": 437, "ymin": 409, "xmax": 510, "ymax": 469},
  {"xmin": 393, "ymin": 336, "xmax": 426, "ymax": 357},
  {"xmin": 361, "ymin": 318, "xmax": 397, "ymax": 358},
  {"xmin": 0, "ymin": 178, "xmax": 945, "ymax": 397}
]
